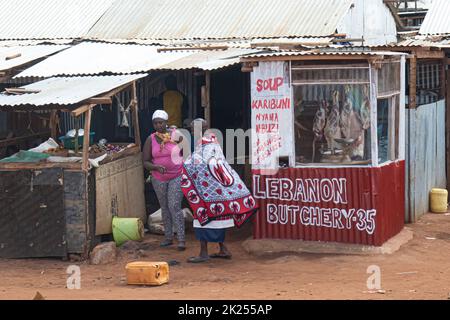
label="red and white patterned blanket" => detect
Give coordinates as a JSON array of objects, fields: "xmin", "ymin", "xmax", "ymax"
[{"xmin": 181, "ymin": 135, "xmax": 257, "ymax": 227}]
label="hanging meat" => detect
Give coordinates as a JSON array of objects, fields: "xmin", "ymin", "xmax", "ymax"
[
  {"xmin": 357, "ymin": 84, "xmax": 371, "ymax": 130},
  {"xmin": 324, "ymin": 90, "xmax": 341, "ymax": 154},
  {"xmin": 340, "ymin": 85, "xmax": 353, "ymax": 139},
  {"xmin": 312, "ymin": 99, "xmax": 328, "ymax": 162}
]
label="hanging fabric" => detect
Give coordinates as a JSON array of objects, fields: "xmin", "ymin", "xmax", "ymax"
[{"xmin": 115, "ymin": 95, "xmax": 133, "ymax": 128}]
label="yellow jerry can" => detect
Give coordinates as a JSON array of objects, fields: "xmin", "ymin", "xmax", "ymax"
[
  {"xmin": 430, "ymin": 188, "xmax": 448, "ymax": 213},
  {"xmin": 125, "ymin": 261, "xmax": 169, "ymax": 286}
]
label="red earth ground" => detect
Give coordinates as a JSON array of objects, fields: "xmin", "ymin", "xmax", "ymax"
[{"xmin": 0, "ymin": 213, "xmax": 449, "ymax": 300}]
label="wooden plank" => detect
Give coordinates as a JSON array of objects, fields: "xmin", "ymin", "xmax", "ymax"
[
  {"xmin": 95, "ymin": 153, "xmax": 146, "ymax": 235},
  {"xmin": 131, "ymin": 81, "xmax": 141, "ymax": 148},
  {"xmin": 5, "ymin": 88, "xmax": 41, "ymax": 94},
  {"xmin": 0, "ymin": 162, "xmax": 82, "ymax": 170},
  {"xmin": 409, "ymin": 55, "xmax": 417, "ymax": 109},
  {"xmin": 99, "ymin": 145, "xmax": 140, "ymax": 164},
  {"xmin": 440, "ymin": 59, "xmax": 446, "ymax": 99},
  {"xmin": 85, "ymin": 97, "xmax": 112, "ymax": 105},
  {"xmin": 157, "ymin": 46, "xmax": 228, "ymax": 52},
  {"xmin": 50, "ymin": 111, "xmax": 57, "ymax": 139},
  {"xmin": 415, "ymin": 49, "xmax": 445, "ymax": 59},
  {"xmin": 82, "ymin": 107, "xmax": 92, "ymax": 171},
  {"xmin": 5, "ymin": 53, "xmax": 21, "ymax": 60},
  {"xmin": 241, "ymin": 55, "xmax": 381, "ymax": 63},
  {"xmin": 71, "ymin": 104, "xmax": 95, "ymax": 117},
  {"xmin": 103, "ymin": 82, "xmax": 132, "ymax": 98}
]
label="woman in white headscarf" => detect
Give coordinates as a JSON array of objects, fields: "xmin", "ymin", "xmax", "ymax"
[{"xmin": 142, "ymin": 110, "xmax": 186, "ymax": 250}]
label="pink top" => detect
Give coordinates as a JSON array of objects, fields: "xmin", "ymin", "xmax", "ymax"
[{"xmin": 150, "ymin": 131, "xmax": 183, "ymax": 181}]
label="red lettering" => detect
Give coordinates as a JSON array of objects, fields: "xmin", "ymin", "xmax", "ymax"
[{"xmin": 256, "ymin": 79, "xmax": 263, "ymax": 92}]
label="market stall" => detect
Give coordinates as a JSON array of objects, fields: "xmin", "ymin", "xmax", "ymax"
[
  {"xmin": 243, "ymin": 50, "xmax": 406, "ymax": 246},
  {"xmin": 0, "ymin": 74, "xmax": 147, "ymax": 258}
]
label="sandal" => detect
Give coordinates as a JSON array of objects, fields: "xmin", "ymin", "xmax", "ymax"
[
  {"xmin": 160, "ymin": 239, "xmax": 173, "ymax": 247},
  {"xmin": 209, "ymin": 253, "xmax": 232, "ymax": 259},
  {"xmin": 187, "ymin": 256, "xmax": 210, "ymax": 263}
]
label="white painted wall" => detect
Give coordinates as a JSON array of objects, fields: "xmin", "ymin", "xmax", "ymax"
[{"xmin": 337, "ymin": 0, "xmax": 398, "ymax": 46}]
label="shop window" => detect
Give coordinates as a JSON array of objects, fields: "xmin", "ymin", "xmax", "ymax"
[
  {"xmin": 377, "ymin": 61, "xmax": 401, "ymax": 164},
  {"xmin": 377, "ymin": 96, "xmax": 399, "ymax": 164},
  {"xmin": 292, "ymin": 64, "xmax": 372, "ymax": 165}
]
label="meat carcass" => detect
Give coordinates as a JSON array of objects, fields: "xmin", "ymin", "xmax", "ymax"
[
  {"xmin": 357, "ymin": 85, "xmax": 371, "ymax": 130},
  {"xmin": 312, "ymin": 99, "xmax": 328, "ymax": 161},
  {"xmin": 324, "ymin": 91, "xmax": 341, "ymax": 154},
  {"xmin": 340, "ymin": 85, "xmax": 353, "ymax": 139}
]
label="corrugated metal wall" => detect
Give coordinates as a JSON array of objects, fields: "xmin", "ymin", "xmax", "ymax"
[
  {"xmin": 405, "ymin": 99, "xmax": 446, "ymax": 222},
  {"xmin": 253, "ymin": 161, "xmax": 405, "ymax": 246}
]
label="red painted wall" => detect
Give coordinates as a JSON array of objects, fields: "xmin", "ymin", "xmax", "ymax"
[{"xmin": 252, "ymin": 161, "xmax": 405, "ymax": 246}]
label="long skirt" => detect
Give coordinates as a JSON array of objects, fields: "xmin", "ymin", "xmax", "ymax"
[{"xmin": 194, "ymin": 228, "xmax": 226, "ymax": 243}]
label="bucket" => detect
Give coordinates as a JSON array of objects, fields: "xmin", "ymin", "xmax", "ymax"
[
  {"xmin": 112, "ymin": 217, "xmax": 145, "ymax": 246},
  {"xmin": 430, "ymin": 188, "xmax": 448, "ymax": 213}
]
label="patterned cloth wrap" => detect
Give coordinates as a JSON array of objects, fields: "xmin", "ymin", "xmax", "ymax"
[{"xmin": 181, "ymin": 134, "xmax": 257, "ymax": 227}]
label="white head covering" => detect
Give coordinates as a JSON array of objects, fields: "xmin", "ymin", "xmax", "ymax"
[{"xmin": 152, "ymin": 109, "xmax": 168, "ymax": 121}]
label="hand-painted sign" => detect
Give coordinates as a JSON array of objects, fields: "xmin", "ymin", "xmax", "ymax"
[
  {"xmin": 251, "ymin": 61, "xmax": 293, "ymax": 168},
  {"xmin": 253, "ymin": 174, "xmax": 376, "ymax": 235}
]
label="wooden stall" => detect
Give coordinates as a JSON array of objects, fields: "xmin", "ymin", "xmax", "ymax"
[{"xmin": 0, "ymin": 75, "xmax": 147, "ymax": 258}]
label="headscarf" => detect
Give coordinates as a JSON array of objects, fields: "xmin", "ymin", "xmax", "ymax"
[{"xmin": 152, "ymin": 109, "xmax": 168, "ymax": 121}]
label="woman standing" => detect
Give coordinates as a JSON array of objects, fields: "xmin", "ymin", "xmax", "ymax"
[
  {"xmin": 182, "ymin": 119, "xmax": 257, "ymax": 262},
  {"xmin": 143, "ymin": 110, "xmax": 186, "ymax": 250}
]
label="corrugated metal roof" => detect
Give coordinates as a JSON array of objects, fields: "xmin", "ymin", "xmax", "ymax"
[
  {"xmin": 0, "ymin": 0, "xmax": 115, "ymax": 40},
  {"xmin": 0, "ymin": 40, "xmax": 74, "ymax": 47},
  {"xmin": 87, "ymin": 0, "xmax": 353, "ymax": 40},
  {"xmin": 370, "ymin": 36, "xmax": 450, "ymax": 48},
  {"xmin": 396, "ymin": 38, "xmax": 450, "ymax": 48},
  {"xmin": 0, "ymin": 74, "xmax": 147, "ymax": 108},
  {"xmin": 242, "ymin": 49, "xmax": 406, "ymax": 59},
  {"xmin": 95, "ymin": 37, "xmax": 334, "ymax": 48},
  {"xmin": 15, "ymin": 42, "xmax": 260, "ymax": 78},
  {"xmin": 0, "ymin": 45, "xmax": 70, "ymax": 72},
  {"xmin": 419, "ymin": 0, "xmax": 450, "ymax": 35}
]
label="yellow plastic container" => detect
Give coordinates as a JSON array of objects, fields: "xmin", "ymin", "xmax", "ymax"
[
  {"xmin": 430, "ymin": 188, "xmax": 448, "ymax": 213},
  {"xmin": 125, "ymin": 261, "xmax": 169, "ymax": 286}
]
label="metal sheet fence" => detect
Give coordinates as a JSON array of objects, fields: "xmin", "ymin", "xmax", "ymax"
[{"xmin": 405, "ymin": 99, "xmax": 446, "ymax": 222}]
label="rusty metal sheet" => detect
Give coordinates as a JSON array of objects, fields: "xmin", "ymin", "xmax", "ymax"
[
  {"xmin": 0, "ymin": 168, "xmax": 67, "ymax": 258},
  {"xmin": 252, "ymin": 161, "xmax": 405, "ymax": 246}
]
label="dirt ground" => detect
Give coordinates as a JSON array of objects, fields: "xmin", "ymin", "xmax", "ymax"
[{"xmin": 0, "ymin": 213, "xmax": 450, "ymax": 300}]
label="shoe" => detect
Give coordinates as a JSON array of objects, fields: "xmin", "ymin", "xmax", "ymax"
[
  {"xmin": 187, "ymin": 256, "xmax": 209, "ymax": 263},
  {"xmin": 177, "ymin": 242, "xmax": 186, "ymax": 251},
  {"xmin": 160, "ymin": 239, "xmax": 173, "ymax": 247},
  {"xmin": 209, "ymin": 253, "xmax": 232, "ymax": 259}
]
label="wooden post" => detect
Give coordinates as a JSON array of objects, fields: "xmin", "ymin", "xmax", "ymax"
[
  {"xmin": 409, "ymin": 55, "xmax": 417, "ymax": 109},
  {"xmin": 131, "ymin": 81, "xmax": 141, "ymax": 148},
  {"xmin": 205, "ymin": 71, "xmax": 211, "ymax": 127},
  {"xmin": 82, "ymin": 107, "xmax": 92, "ymax": 171},
  {"xmin": 369, "ymin": 65, "xmax": 379, "ymax": 167},
  {"xmin": 50, "ymin": 110, "xmax": 57, "ymax": 139},
  {"xmin": 74, "ymin": 119, "xmax": 79, "ymax": 154}
]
